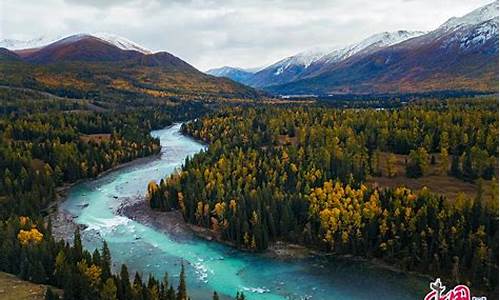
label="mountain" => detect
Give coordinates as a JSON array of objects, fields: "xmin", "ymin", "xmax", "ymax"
[
  {"xmin": 246, "ymin": 48, "xmax": 328, "ymax": 87},
  {"xmin": 243, "ymin": 30, "xmax": 425, "ymax": 88},
  {"xmin": 0, "ymin": 33, "xmax": 152, "ymax": 54},
  {"xmin": 17, "ymin": 34, "xmax": 145, "ymax": 63},
  {"xmin": 205, "ymin": 66, "xmax": 257, "ymax": 82},
  {"xmin": 267, "ymin": 1, "xmax": 499, "ymax": 95},
  {"xmin": 0, "ymin": 33, "xmax": 260, "ymax": 103}
]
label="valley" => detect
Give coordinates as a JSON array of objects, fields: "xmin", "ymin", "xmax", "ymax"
[{"xmin": 52, "ymin": 124, "xmax": 429, "ymax": 300}]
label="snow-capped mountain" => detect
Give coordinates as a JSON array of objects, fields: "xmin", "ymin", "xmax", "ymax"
[
  {"xmin": 439, "ymin": 0, "xmax": 498, "ymax": 32},
  {"xmin": 92, "ymin": 33, "xmax": 152, "ymax": 54},
  {"xmin": 0, "ymin": 33, "xmax": 152, "ymax": 54},
  {"xmin": 300, "ymin": 30, "xmax": 425, "ymax": 78},
  {"xmin": 271, "ymin": 48, "xmax": 328, "ymax": 76},
  {"xmin": 206, "ymin": 66, "xmax": 262, "ymax": 76},
  {"xmin": 267, "ymin": 1, "xmax": 499, "ymax": 95},
  {"xmin": 0, "ymin": 35, "xmax": 62, "ymax": 50},
  {"xmin": 246, "ymin": 30, "xmax": 424, "ymax": 88},
  {"xmin": 433, "ymin": 1, "xmax": 499, "ymax": 51},
  {"xmin": 211, "ymin": 1, "xmax": 497, "ymax": 93},
  {"xmin": 318, "ymin": 30, "xmax": 425, "ymax": 65},
  {"xmin": 244, "ymin": 49, "xmax": 325, "ymax": 87}
]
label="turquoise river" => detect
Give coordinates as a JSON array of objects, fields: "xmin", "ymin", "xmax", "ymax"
[{"xmin": 58, "ymin": 123, "xmax": 428, "ymax": 300}]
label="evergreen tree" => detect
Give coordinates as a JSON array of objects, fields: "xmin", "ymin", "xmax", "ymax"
[
  {"xmin": 176, "ymin": 263, "xmax": 187, "ymax": 300},
  {"xmin": 101, "ymin": 241, "xmax": 112, "ymax": 280},
  {"xmin": 73, "ymin": 228, "xmax": 83, "ymax": 262}
]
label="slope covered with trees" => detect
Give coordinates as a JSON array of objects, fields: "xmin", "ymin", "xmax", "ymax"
[
  {"xmin": 0, "ymin": 34, "xmax": 262, "ymax": 105},
  {"xmin": 148, "ymin": 97, "xmax": 498, "ymax": 294}
]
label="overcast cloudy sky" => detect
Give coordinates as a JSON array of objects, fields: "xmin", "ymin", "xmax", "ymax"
[{"xmin": 0, "ymin": 0, "xmax": 493, "ymax": 70}]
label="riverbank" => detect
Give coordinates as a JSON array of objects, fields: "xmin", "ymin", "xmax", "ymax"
[
  {"xmin": 117, "ymin": 196, "xmax": 314, "ymax": 259},
  {"xmin": 50, "ymin": 152, "xmax": 162, "ymax": 241},
  {"xmin": 117, "ymin": 196, "xmax": 430, "ymax": 284},
  {"xmin": 49, "ymin": 121, "xmax": 178, "ymax": 212}
]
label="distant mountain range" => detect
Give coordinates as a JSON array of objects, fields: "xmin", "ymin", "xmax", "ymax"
[
  {"xmin": 208, "ymin": 1, "xmax": 499, "ymax": 96},
  {"xmin": 1, "ymin": 1, "xmax": 497, "ymax": 99},
  {"xmin": 205, "ymin": 66, "xmax": 258, "ymax": 83},
  {"xmin": 0, "ymin": 34, "xmax": 259, "ymax": 103}
]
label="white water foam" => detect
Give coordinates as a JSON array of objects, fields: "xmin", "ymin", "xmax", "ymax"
[
  {"xmin": 193, "ymin": 261, "xmax": 210, "ymax": 283},
  {"xmin": 84, "ymin": 216, "xmax": 131, "ymax": 233},
  {"xmin": 242, "ymin": 286, "xmax": 271, "ymax": 294}
]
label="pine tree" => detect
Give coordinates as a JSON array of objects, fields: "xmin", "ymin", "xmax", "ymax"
[
  {"xmin": 101, "ymin": 241, "xmax": 112, "ymax": 280},
  {"xmin": 119, "ymin": 264, "xmax": 132, "ymax": 299},
  {"xmin": 176, "ymin": 263, "xmax": 187, "ymax": 300},
  {"xmin": 73, "ymin": 228, "xmax": 83, "ymax": 262}
]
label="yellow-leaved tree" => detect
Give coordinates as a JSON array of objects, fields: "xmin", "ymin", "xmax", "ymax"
[{"xmin": 17, "ymin": 228, "xmax": 43, "ymax": 246}]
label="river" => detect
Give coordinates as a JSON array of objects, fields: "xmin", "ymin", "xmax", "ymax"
[{"xmin": 57, "ymin": 123, "xmax": 428, "ymax": 300}]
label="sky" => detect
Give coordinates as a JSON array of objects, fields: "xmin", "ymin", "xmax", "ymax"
[{"xmin": 0, "ymin": 0, "xmax": 494, "ymax": 70}]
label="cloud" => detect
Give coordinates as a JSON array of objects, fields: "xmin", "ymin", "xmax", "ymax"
[{"xmin": 0, "ymin": 0, "xmax": 493, "ymax": 70}]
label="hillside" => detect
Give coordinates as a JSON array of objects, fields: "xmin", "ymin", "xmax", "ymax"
[{"xmin": 0, "ymin": 34, "xmax": 260, "ymax": 104}]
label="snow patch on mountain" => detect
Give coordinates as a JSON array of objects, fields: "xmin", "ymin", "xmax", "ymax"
[
  {"xmin": 436, "ymin": 1, "xmax": 499, "ymax": 50},
  {"xmin": 460, "ymin": 19, "xmax": 499, "ymax": 49},
  {"xmin": 206, "ymin": 66, "xmax": 259, "ymax": 76},
  {"xmin": 271, "ymin": 48, "xmax": 328, "ymax": 75},
  {"xmin": 439, "ymin": 0, "xmax": 498, "ymax": 31},
  {"xmin": 0, "ymin": 33, "xmax": 152, "ymax": 54},
  {"xmin": 320, "ymin": 30, "xmax": 425, "ymax": 64},
  {"xmin": 266, "ymin": 30, "xmax": 424, "ymax": 77},
  {"xmin": 92, "ymin": 33, "xmax": 152, "ymax": 54},
  {"xmin": 0, "ymin": 35, "xmax": 62, "ymax": 50}
]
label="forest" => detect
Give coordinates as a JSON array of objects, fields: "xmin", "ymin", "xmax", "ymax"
[
  {"xmin": 148, "ymin": 97, "xmax": 499, "ymax": 295},
  {"xmin": 0, "ymin": 97, "xmax": 242, "ymax": 299},
  {"xmin": 0, "ymin": 93, "xmax": 497, "ymax": 298}
]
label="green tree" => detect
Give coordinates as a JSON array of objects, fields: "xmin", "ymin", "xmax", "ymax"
[
  {"xmin": 176, "ymin": 263, "xmax": 187, "ymax": 300},
  {"xmin": 101, "ymin": 278, "xmax": 118, "ymax": 300},
  {"xmin": 406, "ymin": 147, "xmax": 429, "ymax": 178}
]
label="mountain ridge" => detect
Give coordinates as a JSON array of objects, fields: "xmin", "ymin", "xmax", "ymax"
[
  {"xmin": 268, "ymin": 1, "xmax": 498, "ymax": 95},
  {"xmin": 0, "ymin": 34, "xmax": 260, "ymax": 103},
  {"xmin": 208, "ymin": 1, "xmax": 498, "ymax": 95},
  {"xmin": 0, "ymin": 32, "xmax": 153, "ymax": 54}
]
